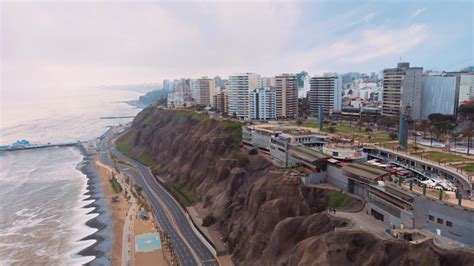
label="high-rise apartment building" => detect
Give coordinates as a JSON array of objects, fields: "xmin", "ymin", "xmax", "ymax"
[
  {"xmin": 382, "ymin": 62, "xmax": 423, "ymax": 119},
  {"xmin": 309, "ymin": 75, "xmax": 342, "ymax": 115},
  {"xmin": 227, "ymin": 73, "xmax": 261, "ymax": 120},
  {"xmin": 250, "ymin": 88, "xmax": 276, "ymax": 120},
  {"xmin": 213, "ymin": 90, "xmax": 228, "ymax": 114},
  {"xmin": 275, "ymin": 74, "xmax": 298, "ymax": 119},
  {"xmin": 192, "ymin": 77, "xmax": 215, "ymax": 106}
]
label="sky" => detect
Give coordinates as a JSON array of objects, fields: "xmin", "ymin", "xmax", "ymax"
[{"xmin": 1, "ymin": 0, "xmax": 473, "ymax": 93}]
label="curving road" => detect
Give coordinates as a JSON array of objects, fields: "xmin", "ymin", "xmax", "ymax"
[{"xmin": 98, "ymin": 127, "xmax": 218, "ymax": 266}]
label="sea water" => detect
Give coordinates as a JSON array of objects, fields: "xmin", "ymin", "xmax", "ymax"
[{"xmin": 0, "ymin": 87, "xmax": 142, "ymax": 265}]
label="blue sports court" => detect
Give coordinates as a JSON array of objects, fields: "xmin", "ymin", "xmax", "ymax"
[{"xmin": 135, "ymin": 233, "xmax": 162, "ymax": 252}]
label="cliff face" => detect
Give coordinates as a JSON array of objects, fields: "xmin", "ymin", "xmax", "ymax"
[{"xmin": 118, "ymin": 107, "xmax": 474, "ymax": 265}]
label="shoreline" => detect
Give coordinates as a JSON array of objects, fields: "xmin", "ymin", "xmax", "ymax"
[{"xmin": 75, "ymin": 143, "xmax": 114, "ymax": 265}]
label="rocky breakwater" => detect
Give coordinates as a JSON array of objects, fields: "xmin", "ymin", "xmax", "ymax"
[{"xmin": 116, "ymin": 106, "xmax": 474, "ymax": 266}]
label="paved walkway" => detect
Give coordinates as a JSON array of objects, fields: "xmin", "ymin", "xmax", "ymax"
[
  {"xmin": 328, "ymin": 208, "xmax": 391, "ymax": 240},
  {"xmin": 121, "ymin": 177, "xmax": 136, "ymax": 266}
]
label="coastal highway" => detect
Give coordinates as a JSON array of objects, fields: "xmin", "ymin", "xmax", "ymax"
[{"xmin": 98, "ymin": 128, "xmax": 218, "ymax": 266}]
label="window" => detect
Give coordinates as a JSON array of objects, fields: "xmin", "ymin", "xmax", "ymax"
[
  {"xmin": 428, "ymin": 215, "xmax": 434, "ymax": 221},
  {"xmin": 446, "ymin": 221, "xmax": 453, "ymax": 227},
  {"xmin": 437, "ymin": 218, "xmax": 444, "ymax": 224}
]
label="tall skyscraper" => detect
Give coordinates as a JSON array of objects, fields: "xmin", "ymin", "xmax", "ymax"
[
  {"xmin": 382, "ymin": 62, "xmax": 423, "ymax": 120},
  {"xmin": 192, "ymin": 77, "xmax": 215, "ymax": 106},
  {"xmin": 309, "ymin": 75, "xmax": 342, "ymax": 115},
  {"xmin": 227, "ymin": 73, "xmax": 261, "ymax": 119},
  {"xmin": 250, "ymin": 88, "xmax": 276, "ymax": 120},
  {"xmin": 275, "ymin": 74, "xmax": 298, "ymax": 119}
]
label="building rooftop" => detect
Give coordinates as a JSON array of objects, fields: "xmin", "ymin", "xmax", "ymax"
[
  {"xmin": 290, "ymin": 146, "xmax": 329, "ymax": 163},
  {"xmin": 342, "ymin": 162, "xmax": 389, "ymax": 181}
]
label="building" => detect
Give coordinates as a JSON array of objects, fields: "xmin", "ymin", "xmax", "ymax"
[
  {"xmin": 162, "ymin": 79, "xmax": 170, "ymax": 91},
  {"xmin": 309, "ymin": 75, "xmax": 342, "ymax": 115},
  {"xmin": 243, "ymin": 124, "xmax": 327, "ymax": 155},
  {"xmin": 242, "ymin": 124, "xmax": 281, "ymax": 153},
  {"xmin": 227, "ymin": 73, "xmax": 261, "ymax": 120},
  {"xmin": 322, "ymin": 142, "xmax": 367, "ymax": 161},
  {"xmin": 192, "ymin": 77, "xmax": 215, "ymax": 106},
  {"xmin": 382, "ymin": 62, "xmax": 423, "ymax": 120},
  {"xmin": 275, "ymin": 74, "xmax": 299, "ymax": 119},
  {"xmin": 456, "ymin": 74, "xmax": 474, "ymax": 106},
  {"xmin": 167, "ymin": 90, "xmax": 185, "ymax": 108},
  {"xmin": 249, "ymin": 88, "xmax": 276, "ymax": 120},
  {"xmin": 421, "ymin": 76, "xmax": 459, "ymax": 119},
  {"xmin": 325, "ymin": 161, "xmax": 389, "ymax": 198},
  {"xmin": 270, "ymin": 130, "xmax": 328, "ymax": 167},
  {"xmin": 367, "ymin": 183, "xmax": 415, "ymax": 228},
  {"xmin": 261, "ymin": 76, "xmax": 275, "ymax": 88},
  {"xmin": 213, "ymin": 90, "xmax": 228, "ymax": 114}
]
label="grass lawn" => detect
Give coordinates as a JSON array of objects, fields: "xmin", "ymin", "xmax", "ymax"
[
  {"xmin": 424, "ymin": 151, "xmax": 469, "ymax": 163},
  {"xmin": 295, "ymin": 122, "xmax": 318, "ymax": 128},
  {"xmin": 327, "ymin": 191, "xmax": 351, "ymax": 208},
  {"xmin": 383, "ymin": 142, "xmax": 418, "ymax": 151},
  {"xmin": 463, "ymin": 164, "xmax": 474, "ymax": 173}
]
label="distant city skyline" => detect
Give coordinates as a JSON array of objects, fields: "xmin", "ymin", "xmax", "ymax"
[{"xmin": 2, "ymin": 1, "xmax": 473, "ymax": 93}]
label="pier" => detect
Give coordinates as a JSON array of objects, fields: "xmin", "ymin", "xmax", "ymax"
[
  {"xmin": 100, "ymin": 116, "xmax": 135, "ymax": 119},
  {"xmin": 0, "ymin": 141, "xmax": 83, "ymax": 152}
]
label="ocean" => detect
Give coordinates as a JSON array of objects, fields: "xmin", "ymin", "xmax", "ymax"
[{"xmin": 0, "ymin": 87, "xmax": 142, "ymax": 265}]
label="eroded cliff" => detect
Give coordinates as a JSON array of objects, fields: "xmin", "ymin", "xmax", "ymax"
[{"xmin": 117, "ymin": 107, "xmax": 474, "ymax": 265}]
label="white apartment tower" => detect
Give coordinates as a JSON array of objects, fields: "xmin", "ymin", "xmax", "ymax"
[
  {"xmin": 382, "ymin": 62, "xmax": 423, "ymax": 120},
  {"xmin": 250, "ymin": 88, "xmax": 276, "ymax": 120},
  {"xmin": 275, "ymin": 74, "xmax": 299, "ymax": 119},
  {"xmin": 228, "ymin": 73, "xmax": 261, "ymax": 119}
]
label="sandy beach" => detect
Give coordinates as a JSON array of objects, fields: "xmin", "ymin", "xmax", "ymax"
[{"xmin": 95, "ymin": 163, "xmax": 130, "ymax": 266}]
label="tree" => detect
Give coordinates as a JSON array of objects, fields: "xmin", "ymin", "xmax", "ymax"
[
  {"xmin": 296, "ymin": 119, "xmax": 303, "ymax": 126},
  {"xmin": 462, "ymin": 125, "xmax": 474, "ymax": 155},
  {"xmin": 458, "ymin": 102, "xmax": 474, "ymax": 120},
  {"xmin": 232, "ymin": 112, "xmax": 237, "ymax": 119},
  {"xmin": 428, "ymin": 113, "xmax": 457, "ymax": 141},
  {"xmin": 389, "ymin": 132, "xmax": 398, "ymax": 140},
  {"xmin": 420, "ymin": 120, "xmax": 429, "ymax": 138},
  {"xmin": 202, "ymin": 215, "xmax": 216, "ymax": 227},
  {"xmin": 328, "ymin": 127, "xmax": 336, "ymax": 133}
]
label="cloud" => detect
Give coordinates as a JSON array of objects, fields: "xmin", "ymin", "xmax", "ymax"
[
  {"xmin": 411, "ymin": 8, "xmax": 426, "ymax": 18},
  {"xmin": 1, "ymin": 1, "xmax": 301, "ymax": 90},
  {"xmin": 284, "ymin": 24, "xmax": 428, "ymax": 72},
  {"xmin": 0, "ymin": 1, "xmax": 446, "ymax": 93}
]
